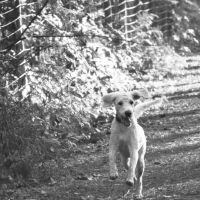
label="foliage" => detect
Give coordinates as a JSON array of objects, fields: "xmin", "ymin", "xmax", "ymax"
[
  {"xmin": 172, "ymin": 0, "xmax": 200, "ymax": 53},
  {"xmin": 0, "ymin": 0, "xmax": 198, "ymax": 181}
]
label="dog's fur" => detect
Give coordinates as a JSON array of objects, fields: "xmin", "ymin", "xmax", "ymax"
[{"xmin": 102, "ymin": 89, "xmax": 166, "ymax": 198}]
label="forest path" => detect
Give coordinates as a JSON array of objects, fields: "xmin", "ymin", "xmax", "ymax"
[{"xmin": 2, "ymin": 58, "xmax": 200, "ymax": 200}]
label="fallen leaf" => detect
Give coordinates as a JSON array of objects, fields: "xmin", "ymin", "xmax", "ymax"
[{"xmin": 41, "ymin": 190, "xmax": 47, "ymax": 196}]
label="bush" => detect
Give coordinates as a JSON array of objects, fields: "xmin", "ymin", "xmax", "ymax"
[{"xmin": 0, "ymin": 0, "xmax": 190, "ymax": 181}]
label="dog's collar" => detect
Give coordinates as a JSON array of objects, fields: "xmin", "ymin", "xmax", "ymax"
[{"xmin": 116, "ymin": 114, "xmax": 132, "ymax": 128}]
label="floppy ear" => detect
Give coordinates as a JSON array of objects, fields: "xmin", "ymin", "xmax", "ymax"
[
  {"xmin": 102, "ymin": 92, "xmax": 119, "ymax": 107},
  {"xmin": 131, "ymin": 88, "xmax": 150, "ymax": 100},
  {"xmin": 135, "ymin": 96, "xmax": 168, "ymax": 119}
]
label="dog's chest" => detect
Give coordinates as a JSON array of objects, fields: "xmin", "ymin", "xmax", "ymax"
[
  {"xmin": 112, "ymin": 120, "xmax": 145, "ymax": 146},
  {"xmin": 115, "ymin": 124, "xmax": 138, "ymax": 143}
]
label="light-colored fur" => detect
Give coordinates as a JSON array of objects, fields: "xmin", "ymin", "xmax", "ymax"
[{"xmin": 102, "ymin": 89, "xmax": 166, "ymax": 198}]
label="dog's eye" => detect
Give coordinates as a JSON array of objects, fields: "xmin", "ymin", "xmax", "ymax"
[
  {"xmin": 129, "ymin": 100, "xmax": 134, "ymax": 105},
  {"xmin": 118, "ymin": 101, "xmax": 123, "ymax": 106}
]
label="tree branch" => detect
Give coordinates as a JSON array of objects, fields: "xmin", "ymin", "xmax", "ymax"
[{"xmin": 5, "ymin": 0, "xmax": 49, "ymax": 54}]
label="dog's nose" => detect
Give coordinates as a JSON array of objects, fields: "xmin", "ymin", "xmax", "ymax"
[{"xmin": 125, "ymin": 110, "xmax": 132, "ymax": 117}]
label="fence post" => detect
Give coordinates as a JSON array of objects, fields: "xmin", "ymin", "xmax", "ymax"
[{"xmin": 0, "ymin": 0, "xmax": 29, "ymax": 99}]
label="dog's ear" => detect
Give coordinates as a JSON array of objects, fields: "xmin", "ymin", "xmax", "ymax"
[
  {"xmin": 131, "ymin": 88, "xmax": 150, "ymax": 100},
  {"xmin": 102, "ymin": 92, "xmax": 119, "ymax": 107}
]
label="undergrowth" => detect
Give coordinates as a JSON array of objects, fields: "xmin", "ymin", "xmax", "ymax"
[{"xmin": 0, "ymin": 0, "xmax": 190, "ymax": 182}]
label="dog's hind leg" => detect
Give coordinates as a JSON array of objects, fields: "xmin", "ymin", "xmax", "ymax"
[
  {"xmin": 120, "ymin": 155, "xmax": 130, "ymax": 170},
  {"xmin": 119, "ymin": 141, "xmax": 130, "ymax": 170}
]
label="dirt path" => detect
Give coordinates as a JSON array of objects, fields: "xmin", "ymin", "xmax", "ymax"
[{"xmin": 1, "ymin": 61, "xmax": 200, "ymax": 200}]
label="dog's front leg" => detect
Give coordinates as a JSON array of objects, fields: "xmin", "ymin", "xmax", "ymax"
[
  {"xmin": 126, "ymin": 148, "xmax": 138, "ymax": 186},
  {"xmin": 109, "ymin": 135, "xmax": 119, "ymax": 180},
  {"xmin": 135, "ymin": 146, "xmax": 146, "ymax": 199}
]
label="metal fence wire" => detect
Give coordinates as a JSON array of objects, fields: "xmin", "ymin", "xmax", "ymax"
[
  {"xmin": 103, "ymin": 0, "xmax": 175, "ymax": 40},
  {"xmin": 0, "ymin": 0, "xmax": 176, "ymax": 56}
]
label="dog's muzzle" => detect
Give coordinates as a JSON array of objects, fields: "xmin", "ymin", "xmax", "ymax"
[{"xmin": 116, "ymin": 111, "xmax": 132, "ymax": 127}]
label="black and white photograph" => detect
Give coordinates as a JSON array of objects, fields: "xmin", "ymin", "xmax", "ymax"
[{"xmin": 0, "ymin": 0, "xmax": 200, "ymax": 199}]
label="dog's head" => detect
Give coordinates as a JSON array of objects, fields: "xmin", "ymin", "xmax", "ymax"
[{"xmin": 102, "ymin": 89, "xmax": 150, "ymax": 127}]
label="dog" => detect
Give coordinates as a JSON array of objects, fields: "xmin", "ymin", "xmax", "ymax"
[{"xmin": 102, "ymin": 89, "xmax": 166, "ymax": 198}]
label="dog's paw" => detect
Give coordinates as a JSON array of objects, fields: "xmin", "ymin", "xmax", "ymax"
[
  {"xmin": 110, "ymin": 172, "xmax": 119, "ymax": 180},
  {"xmin": 126, "ymin": 179, "xmax": 134, "ymax": 186}
]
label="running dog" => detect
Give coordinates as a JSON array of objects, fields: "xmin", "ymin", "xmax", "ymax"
[{"xmin": 102, "ymin": 89, "xmax": 166, "ymax": 198}]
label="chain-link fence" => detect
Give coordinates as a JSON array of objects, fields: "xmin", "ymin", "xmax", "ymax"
[{"xmin": 103, "ymin": 0, "xmax": 175, "ymax": 40}]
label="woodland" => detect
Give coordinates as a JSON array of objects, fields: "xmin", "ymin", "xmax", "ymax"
[{"xmin": 0, "ymin": 0, "xmax": 200, "ymax": 199}]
